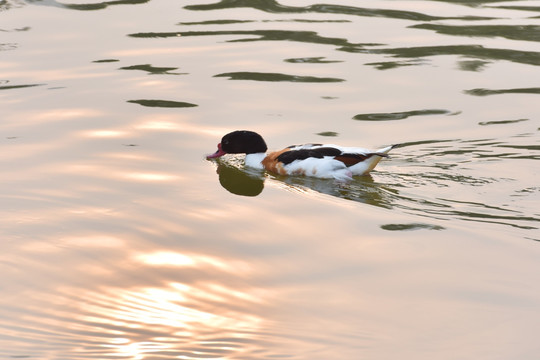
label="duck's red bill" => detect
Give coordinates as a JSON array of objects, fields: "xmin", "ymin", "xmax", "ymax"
[{"xmin": 206, "ymin": 143, "xmax": 226, "ymax": 159}]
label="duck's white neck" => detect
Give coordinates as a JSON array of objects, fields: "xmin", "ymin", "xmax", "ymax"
[{"xmin": 245, "ymin": 153, "xmax": 266, "ymax": 169}]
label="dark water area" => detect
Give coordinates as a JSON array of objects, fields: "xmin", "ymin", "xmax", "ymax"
[{"xmin": 1, "ymin": 0, "xmax": 539, "ymax": 359}]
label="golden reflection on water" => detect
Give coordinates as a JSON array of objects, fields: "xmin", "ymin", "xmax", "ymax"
[
  {"xmin": 86, "ymin": 130, "xmax": 128, "ymax": 138},
  {"xmin": 30, "ymin": 109, "xmax": 104, "ymax": 122},
  {"xmin": 135, "ymin": 251, "xmax": 252, "ymax": 274},
  {"xmin": 77, "ymin": 265, "xmax": 267, "ymax": 359},
  {"xmin": 134, "ymin": 115, "xmax": 228, "ymax": 137},
  {"xmin": 136, "ymin": 120, "xmax": 182, "ymax": 131},
  {"xmin": 124, "ymin": 172, "xmax": 181, "ymax": 182},
  {"xmin": 2, "ymin": 229, "xmax": 272, "ymax": 358}
]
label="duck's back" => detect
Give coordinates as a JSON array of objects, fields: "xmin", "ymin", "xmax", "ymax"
[{"xmin": 261, "ymin": 143, "xmax": 394, "ymax": 179}]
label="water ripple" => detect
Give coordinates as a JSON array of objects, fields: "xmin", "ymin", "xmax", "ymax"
[
  {"xmin": 127, "ymin": 99, "xmax": 198, "ymax": 108},
  {"xmin": 478, "ymin": 118, "xmax": 529, "ymax": 126},
  {"xmin": 184, "ymin": 0, "xmax": 493, "ymax": 21},
  {"xmin": 0, "ymin": 83, "xmax": 44, "ymax": 90},
  {"xmin": 464, "ymin": 87, "xmax": 540, "ymax": 96},
  {"xmin": 347, "ymin": 45, "xmax": 540, "ymax": 68},
  {"xmin": 130, "ymin": 29, "xmax": 364, "ymax": 49},
  {"xmin": 214, "ymin": 72, "xmax": 344, "ymax": 83},
  {"xmin": 410, "ymin": 24, "xmax": 540, "ymax": 42},
  {"xmin": 284, "ymin": 57, "xmax": 342, "ymax": 64},
  {"xmin": 25, "ymin": 0, "xmax": 151, "ymax": 11},
  {"xmin": 353, "ymin": 109, "xmax": 452, "ymax": 121},
  {"xmin": 129, "ymin": 28, "xmax": 540, "ymax": 70},
  {"xmin": 381, "ymin": 223, "xmax": 445, "ymax": 231},
  {"xmin": 119, "ymin": 64, "xmax": 187, "ymax": 75}
]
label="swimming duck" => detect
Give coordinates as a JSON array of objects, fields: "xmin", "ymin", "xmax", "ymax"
[{"xmin": 207, "ymin": 130, "xmax": 396, "ymax": 181}]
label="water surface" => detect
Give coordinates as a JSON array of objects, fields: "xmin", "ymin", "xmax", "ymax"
[{"xmin": 1, "ymin": 0, "xmax": 539, "ymax": 359}]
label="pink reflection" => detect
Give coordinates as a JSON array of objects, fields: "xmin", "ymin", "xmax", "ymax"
[
  {"xmin": 85, "ymin": 130, "xmax": 128, "ymax": 138},
  {"xmin": 134, "ymin": 114, "xmax": 229, "ymax": 137},
  {"xmin": 58, "ymin": 163, "xmax": 182, "ymax": 183},
  {"xmin": 135, "ymin": 251, "xmax": 252, "ymax": 273},
  {"xmin": 123, "ymin": 172, "xmax": 181, "ymax": 182}
]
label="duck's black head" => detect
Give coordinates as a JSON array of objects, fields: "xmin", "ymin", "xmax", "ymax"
[{"xmin": 207, "ymin": 130, "xmax": 267, "ymax": 159}]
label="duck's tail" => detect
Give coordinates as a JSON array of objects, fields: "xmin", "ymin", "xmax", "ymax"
[
  {"xmin": 351, "ymin": 144, "xmax": 399, "ymax": 175},
  {"xmin": 373, "ymin": 144, "xmax": 399, "ymax": 158}
]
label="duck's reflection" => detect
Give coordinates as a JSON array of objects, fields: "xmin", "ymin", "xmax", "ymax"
[
  {"xmin": 214, "ymin": 161, "xmax": 394, "ymax": 208},
  {"xmin": 216, "ymin": 162, "xmax": 264, "ymax": 197}
]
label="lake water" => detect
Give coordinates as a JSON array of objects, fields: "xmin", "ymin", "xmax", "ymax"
[{"xmin": 1, "ymin": 0, "xmax": 539, "ymax": 359}]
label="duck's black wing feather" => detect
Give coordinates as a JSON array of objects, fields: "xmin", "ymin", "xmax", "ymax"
[
  {"xmin": 277, "ymin": 146, "xmax": 387, "ymax": 167},
  {"xmin": 276, "ymin": 147, "xmax": 342, "ymax": 165}
]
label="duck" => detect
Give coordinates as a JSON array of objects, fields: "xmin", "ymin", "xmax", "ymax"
[{"xmin": 207, "ymin": 130, "xmax": 397, "ymax": 181}]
